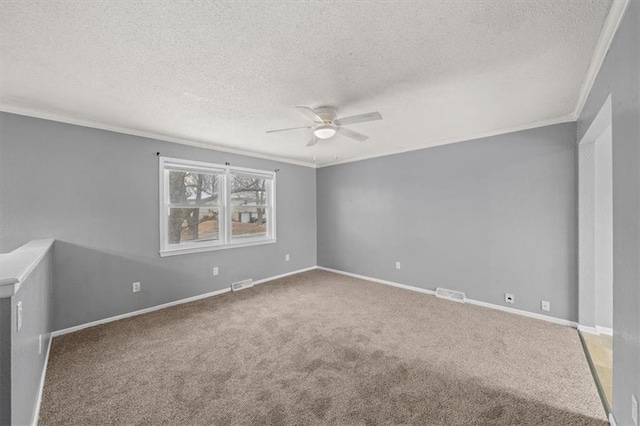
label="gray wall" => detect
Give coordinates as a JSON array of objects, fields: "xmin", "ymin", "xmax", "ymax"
[
  {"xmin": 11, "ymin": 250, "xmax": 53, "ymax": 426},
  {"xmin": 318, "ymin": 122, "xmax": 578, "ymax": 321},
  {"xmin": 577, "ymin": 2, "xmax": 639, "ymax": 424},
  {"xmin": 0, "ymin": 248, "xmax": 54, "ymax": 426},
  {"xmin": 594, "ymin": 126, "xmax": 613, "ymax": 330},
  {"xmin": 0, "ymin": 113, "xmax": 317, "ymax": 331}
]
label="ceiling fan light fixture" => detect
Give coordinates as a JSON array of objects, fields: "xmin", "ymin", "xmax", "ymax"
[{"xmin": 314, "ymin": 125, "xmax": 336, "ymax": 139}]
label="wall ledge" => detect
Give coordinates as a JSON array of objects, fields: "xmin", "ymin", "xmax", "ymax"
[{"xmin": 0, "ymin": 239, "xmax": 54, "ymax": 298}]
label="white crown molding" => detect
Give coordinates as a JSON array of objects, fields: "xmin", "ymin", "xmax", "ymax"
[
  {"xmin": 317, "ymin": 114, "xmax": 575, "ymax": 168},
  {"xmin": 5, "ymin": 0, "xmax": 626, "ymax": 174},
  {"xmin": 572, "ymin": 0, "xmax": 630, "ymax": 120},
  {"xmin": 0, "ymin": 104, "xmax": 318, "ymax": 169}
]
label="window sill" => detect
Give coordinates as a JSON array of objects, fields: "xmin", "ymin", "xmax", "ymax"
[{"xmin": 159, "ymin": 238, "xmax": 276, "ymax": 257}]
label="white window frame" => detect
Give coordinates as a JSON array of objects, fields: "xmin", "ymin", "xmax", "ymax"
[{"xmin": 159, "ymin": 157, "xmax": 276, "ymax": 257}]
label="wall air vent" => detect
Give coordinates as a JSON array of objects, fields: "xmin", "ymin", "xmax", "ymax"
[
  {"xmin": 231, "ymin": 279, "xmax": 253, "ymax": 292},
  {"xmin": 435, "ymin": 287, "xmax": 466, "ymax": 303}
]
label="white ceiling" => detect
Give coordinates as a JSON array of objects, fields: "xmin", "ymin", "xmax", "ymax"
[{"xmin": 0, "ymin": 1, "xmax": 613, "ymax": 167}]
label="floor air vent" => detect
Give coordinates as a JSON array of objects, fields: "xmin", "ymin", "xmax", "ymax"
[
  {"xmin": 231, "ymin": 279, "xmax": 253, "ymax": 292},
  {"xmin": 435, "ymin": 287, "xmax": 466, "ymax": 303}
]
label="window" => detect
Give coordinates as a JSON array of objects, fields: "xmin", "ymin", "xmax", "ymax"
[{"xmin": 159, "ymin": 157, "xmax": 275, "ymax": 256}]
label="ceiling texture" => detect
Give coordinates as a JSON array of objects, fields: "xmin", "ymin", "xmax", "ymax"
[{"xmin": 0, "ymin": 1, "xmax": 614, "ymax": 167}]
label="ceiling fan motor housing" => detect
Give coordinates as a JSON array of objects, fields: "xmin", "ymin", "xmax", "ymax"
[{"xmin": 313, "ymin": 107, "xmax": 338, "ymax": 123}]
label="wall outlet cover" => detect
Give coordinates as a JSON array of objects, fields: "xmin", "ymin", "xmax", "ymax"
[
  {"xmin": 213, "ymin": 267, "xmax": 219, "ymax": 276},
  {"xmin": 395, "ymin": 261, "xmax": 401, "ymax": 269},
  {"xmin": 285, "ymin": 254, "xmax": 290, "ymax": 261},
  {"xmin": 505, "ymin": 293, "xmax": 515, "ymax": 304},
  {"xmin": 132, "ymin": 282, "xmax": 141, "ymax": 293},
  {"xmin": 541, "ymin": 300, "xmax": 551, "ymax": 311}
]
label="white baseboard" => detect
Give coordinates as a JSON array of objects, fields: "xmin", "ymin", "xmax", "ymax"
[
  {"xmin": 52, "ymin": 266, "xmax": 317, "ymax": 337},
  {"xmin": 578, "ymin": 324, "xmax": 600, "ymax": 335},
  {"xmin": 32, "ymin": 333, "xmax": 52, "ymax": 426},
  {"xmin": 253, "ymin": 266, "xmax": 317, "ymax": 285},
  {"xmin": 466, "ymin": 298, "xmax": 577, "ymax": 328},
  {"xmin": 318, "ymin": 266, "xmax": 577, "ymax": 328},
  {"xmin": 596, "ymin": 326, "xmax": 613, "ymax": 336},
  {"xmin": 317, "ymin": 266, "xmax": 437, "ymax": 296},
  {"xmin": 578, "ymin": 324, "xmax": 613, "ymax": 336},
  {"xmin": 608, "ymin": 412, "xmax": 617, "ymax": 426}
]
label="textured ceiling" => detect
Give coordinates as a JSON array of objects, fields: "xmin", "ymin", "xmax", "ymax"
[{"xmin": 0, "ymin": 1, "xmax": 612, "ymax": 167}]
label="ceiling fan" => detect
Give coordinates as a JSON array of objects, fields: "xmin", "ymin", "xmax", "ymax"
[{"xmin": 266, "ymin": 106, "xmax": 383, "ymax": 146}]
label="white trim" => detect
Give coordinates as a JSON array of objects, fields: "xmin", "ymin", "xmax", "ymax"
[
  {"xmin": 52, "ymin": 287, "xmax": 230, "ymax": 337},
  {"xmin": 158, "ymin": 157, "xmax": 277, "ymax": 256},
  {"xmin": 0, "ymin": 104, "xmax": 317, "ymax": 168},
  {"xmin": 159, "ymin": 238, "xmax": 277, "ymax": 257},
  {"xmin": 0, "ymin": 105, "xmax": 573, "ymax": 171},
  {"xmin": 466, "ymin": 298, "xmax": 577, "ymax": 328},
  {"xmin": 609, "ymin": 412, "xmax": 617, "ymax": 426},
  {"xmin": 1, "ymin": 0, "xmax": 629, "ymax": 173},
  {"xmin": 0, "ymin": 239, "xmax": 55, "ymax": 298},
  {"xmin": 253, "ymin": 266, "xmax": 317, "ymax": 285},
  {"xmin": 318, "ymin": 266, "xmax": 577, "ymax": 328},
  {"xmin": 317, "ymin": 266, "xmax": 436, "ymax": 296},
  {"xmin": 573, "ymin": 0, "xmax": 630, "ymax": 119},
  {"xmin": 578, "ymin": 324, "xmax": 601, "ymax": 335},
  {"xmin": 581, "ymin": 325, "xmax": 615, "ymax": 336},
  {"xmin": 318, "ymin": 115, "xmax": 574, "ymax": 168},
  {"xmin": 596, "ymin": 326, "xmax": 613, "ymax": 336},
  {"xmin": 32, "ymin": 333, "xmax": 52, "ymax": 426},
  {"xmin": 51, "ymin": 266, "xmax": 317, "ymax": 337}
]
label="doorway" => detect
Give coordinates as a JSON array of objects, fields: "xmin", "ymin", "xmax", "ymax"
[{"xmin": 578, "ymin": 95, "xmax": 613, "ymax": 410}]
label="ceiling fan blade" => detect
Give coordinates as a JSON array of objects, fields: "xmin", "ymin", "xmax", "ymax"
[
  {"xmin": 337, "ymin": 127, "xmax": 369, "ymax": 142},
  {"xmin": 334, "ymin": 111, "xmax": 383, "ymax": 127},
  {"xmin": 306, "ymin": 135, "xmax": 318, "ymax": 147},
  {"xmin": 296, "ymin": 106, "xmax": 324, "ymax": 122},
  {"xmin": 266, "ymin": 126, "xmax": 311, "ymax": 134}
]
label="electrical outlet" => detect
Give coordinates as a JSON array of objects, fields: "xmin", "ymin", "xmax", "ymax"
[
  {"xmin": 395, "ymin": 261, "xmax": 401, "ymax": 269},
  {"xmin": 541, "ymin": 300, "xmax": 550, "ymax": 312},
  {"xmin": 132, "ymin": 282, "xmax": 141, "ymax": 293},
  {"xmin": 213, "ymin": 267, "xmax": 219, "ymax": 276},
  {"xmin": 285, "ymin": 254, "xmax": 290, "ymax": 261},
  {"xmin": 16, "ymin": 301, "xmax": 22, "ymax": 331},
  {"xmin": 505, "ymin": 293, "xmax": 515, "ymax": 304},
  {"xmin": 632, "ymin": 394, "xmax": 638, "ymax": 426},
  {"xmin": 39, "ymin": 334, "xmax": 42, "ymax": 355}
]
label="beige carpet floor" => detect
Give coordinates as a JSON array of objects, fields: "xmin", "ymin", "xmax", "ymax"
[{"xmin": 40, "ymin": 270, "xmax": 606, "ymax": 425}]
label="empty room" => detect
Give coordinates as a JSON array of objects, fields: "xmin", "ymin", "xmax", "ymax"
[{"xmin": 0, "ymin": 1, "xmax": 638, "ymax": 425}]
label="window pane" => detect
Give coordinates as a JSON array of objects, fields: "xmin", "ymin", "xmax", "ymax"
[
  {"xmin": 231, "ymin": 175, "xmax": 269, "ymax": 206},
  {"xmin": 232, "ymin": 207, "xmax": 267, "ymax": 238},
  {"xmin": 169, "ymin": 170, "xmax": 220, "ymax": 205},
  {"xmin": 168, "ymin": 208, "xmax": 219, "ymax": 244}
]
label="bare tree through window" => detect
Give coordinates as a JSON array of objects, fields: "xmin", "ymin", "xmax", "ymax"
[
  {"xmin": 231, "ymin": 175, "xmax": 268, "ymax": 238},
  {"xmin": 168, "ymin": 170, "xmax": 220, "ymax": 244}
]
